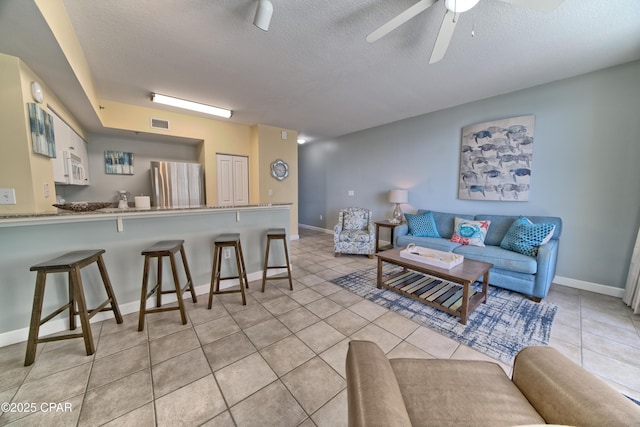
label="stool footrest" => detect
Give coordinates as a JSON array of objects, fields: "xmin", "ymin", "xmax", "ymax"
[
  {"xmin": 39, "ymin": 302, "xmax": 74, "ymax": 325},
  {"xmin": 37, "ymin": 333, "xmax": 85, "ymax": 343},
  {"xmin": 211, "ymin": 289, "xmax": 244, "ymax": 295},
  {"xmin": 87, "ymin": 299, "xmax": 117, "ymax": 319},
  {"xmin": 144, "ymin": 306, "xmax": 182, "ymax": 315}
]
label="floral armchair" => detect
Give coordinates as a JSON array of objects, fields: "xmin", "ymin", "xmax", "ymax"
[{"xmin": 334, "ymin": 207, "xmax": 376, "ymax": 258}]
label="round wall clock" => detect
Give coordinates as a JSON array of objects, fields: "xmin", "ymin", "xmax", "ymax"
[
  {"xmin": 271, "ymin": 159, "xmax": 289, "ymax": 181},
  {"xmin": 31, "ymin": 82, "xmax": 44, "ymax": 103}
]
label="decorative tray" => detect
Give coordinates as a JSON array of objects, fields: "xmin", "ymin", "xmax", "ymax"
[
  {"xmin": 400, "ymin": 244, "xmax": 464, "ymax": 269},
  {"xmin": 53, "ymin": 202, "xmax": 114, "ymax": 212}
]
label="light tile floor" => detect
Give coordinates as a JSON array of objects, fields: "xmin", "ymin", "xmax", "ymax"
[{"xmin": 1, "ymin": 229, "xmax": 639, "ymax": 426}]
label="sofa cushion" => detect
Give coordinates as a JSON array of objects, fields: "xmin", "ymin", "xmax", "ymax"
[
  {"xmin": 476, "ymin": 214, "xmax": 563, "ymax": 244},
  {"xmin": 390, "ymin": 358, "xmax": 545, "ymax": 427},
  {"xmin": 500, "ymin": 216, "xmax": 556, "ymax": 257},
  {"xmin": 473, "ymin": 215, "xmax": 518, "ymax": 246},
  {"xmin": 453, "ymin": 244, "xmax": 538, "ymax": 274},
  {"xmin": 396, "ymin": 236, "xmax": 462, "ymax": 252},
  {"xmin": 343, "ymin": 209, "xmax": 369, "ymax": 231},
  {"xmin": 338, "ymin": 230, "xmax": 371, "ymax": 243},
  {"xmin": 418, "ymin": 210, "xmax": 473, "ymax": 239},
  {"xmin": 405, "ymin": 211, "xmax": 440, "ymax": 237},
  {"xmin": 450, "ymin": 218, "xmax": 490, "ymax": 247}
]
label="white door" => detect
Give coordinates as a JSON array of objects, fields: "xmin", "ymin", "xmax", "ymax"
[{"xmin": 217, "ymin": 154, "xmax": 249, "ymax": 206}]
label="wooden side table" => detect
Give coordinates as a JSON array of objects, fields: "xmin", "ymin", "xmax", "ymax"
[{"xmin": 374, "ymin": 220, "xmax": 404, "ymax": 253}]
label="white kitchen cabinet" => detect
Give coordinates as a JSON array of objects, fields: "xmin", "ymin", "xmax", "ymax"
[
  {"xmin": 49, "ymin": 110, "xmax": 69, "ymax": 184},
  {"xmin": 48, "ymin": 108, "xmax": 90, "ymax": 185}
]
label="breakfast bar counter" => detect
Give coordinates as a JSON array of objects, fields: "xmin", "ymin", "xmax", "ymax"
[{"xmin": 0, "ymin": 204, "xmax": 292, "ymax": 346}]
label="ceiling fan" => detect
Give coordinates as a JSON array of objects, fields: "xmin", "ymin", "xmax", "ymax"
[{"xmin": 366, "ymin": 0, "xmax": 565, "ymax": 64}]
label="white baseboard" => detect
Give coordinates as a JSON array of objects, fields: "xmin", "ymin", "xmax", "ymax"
[
  {"xmin": 0, "ymin": 267, "xmax": 290, "ymax": 349},
  {"xmin": 299, "ymin": 224, "xmax": 333, "ymax": 234},
  {"xmin": 553, "ymin": 275, "xmax": 625, "ymax": 298}
]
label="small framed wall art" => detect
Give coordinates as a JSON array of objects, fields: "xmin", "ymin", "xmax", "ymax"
[
  {"xmin": 105, "ymin": 150, "xmax": 134, "ymax": 175},
  {"xmin": 28, "ymin": 103, "xmax": 56, "ymax": 158},
  {"xmin": 458, "ymin": 115, "xmax": 535, "ymax": 201}
]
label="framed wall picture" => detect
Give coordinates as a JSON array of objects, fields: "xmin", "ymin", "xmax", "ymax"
[
  {"xmin": 458, "ymin": 115, "xmax": 535, "ymax": 201},
  {"xmin": 28, "ymin": 103, "xmax": 56, "ymax": 158},
  {"xmin": 105, "ymin": 150, "xmax": 134, "ymax": 175}
]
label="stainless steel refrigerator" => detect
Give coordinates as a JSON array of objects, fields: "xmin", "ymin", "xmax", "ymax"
[{"xmin": 150, "ymin": 161, "xmax": 205, "ymax": 208}]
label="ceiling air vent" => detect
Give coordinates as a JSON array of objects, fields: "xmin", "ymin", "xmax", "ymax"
[{"xmin": 150, "ymin": 118, "xmax": 170, "ymax": 130}]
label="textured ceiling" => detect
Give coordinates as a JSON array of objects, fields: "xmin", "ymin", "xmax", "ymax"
[{"xmin": 1, "ymin": 0, "xmax": 639, "ymax": 142}]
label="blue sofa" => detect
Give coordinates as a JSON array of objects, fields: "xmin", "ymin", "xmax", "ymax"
[{"xmin": 394, "ymin": 210, "xmax": 562, "ymax": 301}]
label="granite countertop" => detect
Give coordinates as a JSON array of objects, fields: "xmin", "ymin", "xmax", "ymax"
[{"xmin": 0, "ymin": 203, "xmax": 292, "ymax": 225}]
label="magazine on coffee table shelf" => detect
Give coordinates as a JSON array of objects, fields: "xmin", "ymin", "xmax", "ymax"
[{"xmin": 400, "ymin": 244, "xmax": 464, "ymax": 269}]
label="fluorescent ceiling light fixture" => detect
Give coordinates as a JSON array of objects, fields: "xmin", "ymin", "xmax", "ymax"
[
  {"xmin": 297, "ymin": 138, "xmax": 306, "ymax": 144},
  {"xmin": 151, "ymin": 93, "xmax": 232, "ymax": 119},
  {"xmin": 253, "ymin": 0, "xmax": 273, "ymax": 31}
]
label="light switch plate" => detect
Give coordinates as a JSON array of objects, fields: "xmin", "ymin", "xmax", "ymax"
[{"xmin": 0, "ymin": 188, "xmax": 16, "ymax": 204}]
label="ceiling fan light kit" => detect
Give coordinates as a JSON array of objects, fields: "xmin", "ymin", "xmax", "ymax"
[
  {"xmin": 367, "ymin": 0, "xmax": 564, "ymax": 64},
  {"xmin": 151, "ymin": 93, "xmax": 233, "ymax": 119},
  {"xmin": 253, "ymin": 0, "xmax": 273, "ymax": 31},
  {"xmin": 444, "ymin": 0, "xmax": 480, "ymax": 13}
]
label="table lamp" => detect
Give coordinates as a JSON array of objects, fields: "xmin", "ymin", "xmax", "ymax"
[{"xmin": 389, "ymin": 189, "xmax": 408, "ymax": 224}]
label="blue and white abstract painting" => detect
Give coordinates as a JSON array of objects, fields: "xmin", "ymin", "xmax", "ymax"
[{"xmin": 458, "ymin": 115, "xmax": 535, "ymax": 201}]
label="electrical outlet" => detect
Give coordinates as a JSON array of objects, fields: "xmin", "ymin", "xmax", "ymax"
[
  {"xmin": 0, "ymin": 188, "xmax": 16, "ymax": 205},
  {"xmin": 43, "ymin": 183, "xmax": 50, "ymax": 198},
  {"xmin": 320, "ymin": 214, "xmax": 323, "ymax": 220},
  {"xmin": 223, "ymin": 248, "xmax": 231, "ymax": 259},
  {"xmin": 348, "ymin": 190, "xmax": 355, "ymax": 196}
]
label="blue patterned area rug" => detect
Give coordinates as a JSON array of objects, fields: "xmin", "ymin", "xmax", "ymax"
[{"xmin": 330, "ymin": 266, "xmax": 557, "ymax": 365}]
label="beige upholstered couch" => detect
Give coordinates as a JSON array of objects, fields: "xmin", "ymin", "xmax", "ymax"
[{"xmin": 346, "ymin": 340, "xmax": 640, "ymax": 427}]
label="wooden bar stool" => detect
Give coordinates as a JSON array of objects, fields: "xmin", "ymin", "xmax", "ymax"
[
  {"xmin": 25, "ymin": 249, "xmax": 123, "ymax": 366},
  {"xmin": 261, "ymin": 228, "xmax": 293, "ymax": 292},
  {"xmin": 138, "ymin": 240, "xmax": 197, "ymax": 331},
  {"xmin": 208, "ymin": 233, "xmax": 249, "ymax": 308}
]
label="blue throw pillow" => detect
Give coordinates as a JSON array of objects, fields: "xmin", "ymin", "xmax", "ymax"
[
  {"xmin": 500, "ymin": 216, "xmax": 555, "ymax": 257},
  {"xmin": 405, "ymin": 211, "xmax": 440, "ymax": 238}
]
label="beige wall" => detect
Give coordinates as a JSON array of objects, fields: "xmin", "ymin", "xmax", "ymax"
[
  {"xmin": 254, "ymin": 124, "xmax": 299, "ymax": 237},
  {"xmin": 0, "ymin": 54, "xmax": 36, "ymax": 214},
  {"xmin": 0, "ymin": 53, "xmax": 83, "ymax": 214}
]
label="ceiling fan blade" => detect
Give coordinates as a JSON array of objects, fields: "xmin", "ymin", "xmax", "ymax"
[
  {"xmin": 429, "ymin": 10, "xmax": 457, "ymax": 64},
  {"xmin": 498, "ymin": 0, "xmax": 564, "ymax": 12},
  {"xmin": 366, "ymin": 0, "xmax": 439, "ymax": 43}
]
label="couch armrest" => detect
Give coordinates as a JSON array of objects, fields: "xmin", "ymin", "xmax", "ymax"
[
  {"xmin": 393, "ymin": 224, "xmax": 409, "ymax": 246},
  {"xmin": 346, "ymin": 341, "xmax": 412, "ymax": 427},
  {"xmin": 531, "ymin": 239, "xmax": 559, "ymax": 299},
  {"xmin": 513, "ymin": 346, "xmax": 640, "ymax": 426},
  {"xmin": 367, "ymin": 223, "xmax": 376, "ymax": 240}
]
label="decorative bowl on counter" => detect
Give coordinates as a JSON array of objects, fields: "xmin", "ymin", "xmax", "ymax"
[{"xmin": 53, "ymin": 202, "xmax": 114, "ymax": 212}]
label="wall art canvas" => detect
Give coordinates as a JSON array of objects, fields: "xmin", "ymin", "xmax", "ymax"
[
  {"xmin": 105, "ymin": 150, "xmax": 134, "ymax": 175},
  {"xmin": 458, "ymin": 115, "xmax": 535, "ymax": 201},
  {"xmin": 28, "ymin": 103, "xmax": 56, "ymax": 158}
]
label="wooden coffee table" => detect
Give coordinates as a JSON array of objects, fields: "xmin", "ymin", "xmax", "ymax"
[{"xmin": 376, "ymin": 247, "xmax": 492, "ymax": 324}]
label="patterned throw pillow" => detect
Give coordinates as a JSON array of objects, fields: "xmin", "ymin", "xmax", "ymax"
[
  {"xmin": 405, "ymin": 211, "xmax": 440, "ymax": 238},
  {"xmin": 500, "ymin": 216, "xmax": 556, "ymax": 257},
  {"xmin": 450, "ymin": 217, "xmax": 490, "ymax": 247}
]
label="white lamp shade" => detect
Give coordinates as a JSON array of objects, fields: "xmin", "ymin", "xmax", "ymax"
[{"xmin": 389, "ymin": 189, "xmax": 408, "ymax": 204}]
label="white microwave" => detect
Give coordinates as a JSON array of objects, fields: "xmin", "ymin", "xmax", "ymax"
[{"xmin": 63, "ymin": 151, "xmax": 87, "ymax": 185}]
